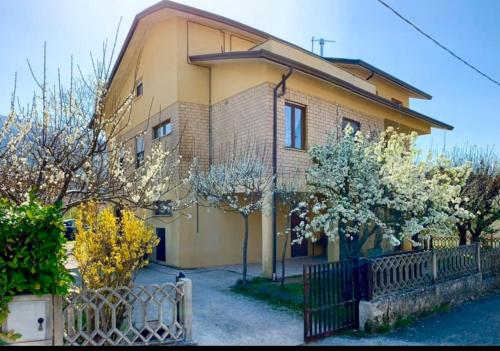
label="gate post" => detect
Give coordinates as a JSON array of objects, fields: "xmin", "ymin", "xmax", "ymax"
[
  {"xmin": 178, "ymin": 278, "xmax": 193, "ymax": 342},
  {"xmin": 303, "ymin": 264, "xmax": 310, "ymax": 342},
  {"xmin": 357, "ymin": 258, "xmax": 373, "ymax": 301},
  {"xmin": 353, "ymin": 257, "xmax": 361, "ymax": 301}
]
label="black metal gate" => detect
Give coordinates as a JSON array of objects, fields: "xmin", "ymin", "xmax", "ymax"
[{"xmin": 303, "ymin": 259, "xmax": 365, "ymax": 342}]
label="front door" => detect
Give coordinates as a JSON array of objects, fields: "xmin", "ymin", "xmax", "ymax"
[
  {"xmin": 291, "ymin": 212, "xmax": 308, "ymax": 257},
  {"xmin": 156, "ymin": 228, "xmax": 166, "ymax": 262}
]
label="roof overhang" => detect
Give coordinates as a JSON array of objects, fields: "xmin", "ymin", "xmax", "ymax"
[
  {"xmin": 326, "ymin": 58, "xmax": 432, "ymax": 100},
  {"xmin": 190, "ymin": 50, "xmax": 453, "ymax": 131}
]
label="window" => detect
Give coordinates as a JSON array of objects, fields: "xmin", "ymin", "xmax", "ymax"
[
  {"xmin": 135, "ymin": 135, "xmax": 144, "ymax": 168},
  {"xmin": 284, "ymin": 103, "xmax": 305, "ymax": 150},
  {"xmin": 153, "ymin": 120, "xmax": 172, "ymax": 140},
  {"xmin": 136, "ymin": 81, "xmax": 143, "ymax": 97},
  {"xmin": 154, "ymin": 200, "xmax": 173, "ymax": 216},
  {"xmin": 342, "ymin": 118, "xmax": 361, "ymax": 133},
  {"xmin": 391, "ymin": 98, "xmax": 403, "ymax": 107}
]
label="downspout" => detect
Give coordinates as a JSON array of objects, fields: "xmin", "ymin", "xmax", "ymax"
[
  {"xmin": 199, "ymin": 67, "xmax": 213, "ymax": 235},
  {"xmin": 272, "ymin": 67, "xmax": 293, "ymax": 281},
  {"xmin": 366, "ymin": 69, "xmax": 375, "ymax": 81},
  {"xmin": 208, "ymin": 67, "xmax": 213, "ymax": 165}
]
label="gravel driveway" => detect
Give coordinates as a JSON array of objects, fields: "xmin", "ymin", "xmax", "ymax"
[
  {"xmin": 136, "ymin": 263, "xmax": 500, "ymax": 346},
  {"xmin": 135, "ymin": 263, "xmax": 304, "ymax": 346}
]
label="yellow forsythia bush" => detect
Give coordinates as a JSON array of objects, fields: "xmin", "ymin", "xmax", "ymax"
[{"xmin": 74, "ymin": 202, "xmax": 159, "ymax": 289}]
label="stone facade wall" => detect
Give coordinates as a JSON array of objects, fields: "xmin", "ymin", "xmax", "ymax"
[
  {"xmin": 120, "ymin": 102, "xmax": 181, "ymax": 159},
  {"xmin": 120, "ymin": 101, "xmax": 210, "ymax": 177},
  {"xmin": 211, "ymin": 82, "xmax": 386, "ymax": 177},
  {"xmin": 359, "ymin": 273, "xmax": 500, "ymax": 332},
  {"xmin": 178, "ymin": 102, "xmax": 210, "ymax": 174},
  {"xmin": 211, "ymin": 82, "xmax": 274, "ymax": 167},
  {"xmin": 277, "ymin": 88, "xmax": 385, "ymax": 175}
]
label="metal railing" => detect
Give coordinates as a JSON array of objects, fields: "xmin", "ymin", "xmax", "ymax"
[
  {"xmin": 368, "ymin": 243, "xmax": 500, "ymax": 299},
  {"xmin": 370, "ymin": 250, "xmax": 433, "ymax": 297}
]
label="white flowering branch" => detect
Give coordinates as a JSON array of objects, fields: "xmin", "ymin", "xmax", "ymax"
[{"xmin": 0, "ymin": 34, "xmax": 190, "ymax": 214}]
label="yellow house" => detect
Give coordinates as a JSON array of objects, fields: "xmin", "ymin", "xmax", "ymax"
[{"xmin": 104, "ymin": 0, "xmax": 453, "ymax": 276}]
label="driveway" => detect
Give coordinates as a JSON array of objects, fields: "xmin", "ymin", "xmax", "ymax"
[
  {"xmin": 312, "ymin": 293, "xmax": 500, "ymax": 346},
  {"xmin": 70, "ymin": 249, "xmax": 499, "ymax": 346},
  {"xmin": 135, "ymin": 261, "xmax": 314, "ymax": 346},
  {"xmin": 67, "ymin": 240, "xmax": 320, "ymax": 346}
]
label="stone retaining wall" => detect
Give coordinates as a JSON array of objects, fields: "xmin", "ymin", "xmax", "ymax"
[{"xmin": 359, "ymin": 272, "xmax": 500, "ymax": 332}]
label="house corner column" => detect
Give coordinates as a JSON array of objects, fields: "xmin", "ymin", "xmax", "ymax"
[{"xmin": 262, "ymin": 188, "xmax": 273, "ymax": 278}]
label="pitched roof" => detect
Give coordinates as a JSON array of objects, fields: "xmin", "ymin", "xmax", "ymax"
[
  {"xmin": 108, "ymin": 0, "xmax": 272, "ymax": 87},
  {"xmin": 190, "ymin": 50, "xmax": 453, "ymax": 130},
  {"xmin": 108, "ymin": 0, "xmax": 452, "ymax": 131},
  {"xmin": 326, "ymin": 58, "xmax": 432, "ymax": 100}
]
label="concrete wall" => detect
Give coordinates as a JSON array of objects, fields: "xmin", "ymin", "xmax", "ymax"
[{"xmin": 359, "ymin": 273, "xmax": 500, "ymax": 332}]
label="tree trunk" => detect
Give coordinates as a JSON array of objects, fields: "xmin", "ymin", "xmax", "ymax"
[
  {"xmin": 281, "ymin": 212, "xmax": 291, "ymax": 289},
  {"xmin": 281, "ymin": 240, "xmax": 288, "ymax": 289},
  {"xmin": 457, "ymin": 224, "xmax": 468, "ymax": 246},
  {"xmin": 242, "ymin": 214, "xmax": 249, "ymax": 285},
  {"xmin": 471, "ymin": 228, "xmax": 481, "ymax": 244},
  {"xmin": 339, "ymin": 220, "xmax": 349, "ymax": 260}
]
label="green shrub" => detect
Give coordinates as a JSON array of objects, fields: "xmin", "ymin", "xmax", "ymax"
[{"xmin": 0, "ymin": 197, "xmax": 72, "ymax": 342}]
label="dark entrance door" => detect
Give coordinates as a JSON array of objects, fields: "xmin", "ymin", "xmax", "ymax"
[
  {"xmin": 291, "ymin": 212, "xmax": 308, "ymax": 257},
  {"xmin": 156, "ymin": 228, "xmax": 166, "ymax": 262}
]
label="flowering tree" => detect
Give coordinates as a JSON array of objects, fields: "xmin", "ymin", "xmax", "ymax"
[
  {"xmin": 191, "ymin": 143, "xmax": 273, "ymax": 284},
  {"xmin": 449, "ymin": 145, "xmax": 499, "ymax": 244},
  {"xmin": 293, "ymin": 126, "xmax": 471, "ymax": 259},
  {"xmin": 373, "ymin": 128, "xmax": 472, "ymax": 246},
  {"xmin": 293, "ymin": 126, "xmax": 384, "ymax": 259},
  {"xmin": 0, "ymin": 40, "xmax": 188, "ymax": 214}
]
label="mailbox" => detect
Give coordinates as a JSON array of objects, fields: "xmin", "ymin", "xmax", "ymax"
[{"xmin": 2, "ymin": 295, "xmax": 54, "ymax": 346}]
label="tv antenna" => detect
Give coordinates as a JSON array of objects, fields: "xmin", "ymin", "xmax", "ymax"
[{"xmin": 311, "ymin": 37, "xmax": 335, "ymax": 57}]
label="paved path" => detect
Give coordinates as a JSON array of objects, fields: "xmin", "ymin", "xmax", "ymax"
[
  {"xmin": 135, "ymin": 261, "xmax": 312, "ymax": 346},
  {"xmin": 313, "ymin": 293, "xmax": 500, "ymax": 346}
]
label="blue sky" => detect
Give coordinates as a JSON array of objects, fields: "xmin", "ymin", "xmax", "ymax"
[{"xmin": 1, "ymin": 0, "xmax": 499, "ymax": 154}]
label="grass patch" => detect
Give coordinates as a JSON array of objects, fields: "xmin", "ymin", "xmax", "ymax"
[
  {"xmin": 392, "ymin": 315, "xmax": 417, "ymax": 330},
  {"xmin": 231, "ymin": 276, "xmax": 304, "ymax": 313}
]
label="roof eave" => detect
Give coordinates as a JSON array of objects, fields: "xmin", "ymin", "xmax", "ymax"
[
  {"xmin": 326, "ymin": 57, "xmax": 433, "ymax": 100},
  {"xmin": 190, "ymin": 50, "xmax": 453, "ymax": 131}
]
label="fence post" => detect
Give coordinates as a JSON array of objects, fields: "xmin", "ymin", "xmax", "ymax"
[
  {"xmin": 476, "ymin": 242, "xmax": 481, "ymax": 273},
  {"xmin": 179, "ymin": 278, "xmax": 193, "ymax": 343},
  {"xmin": 432, "ymin": 250, "xmax": 438, "ymax": 282},
  {"xmin": 358, "ymin": 258, "xmax": 373, "ymax": 301}
]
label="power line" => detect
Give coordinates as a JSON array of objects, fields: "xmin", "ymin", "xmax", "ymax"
[{"xmin": 377, "ymin": 0, "xmax": 500, "ymax": 87}]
